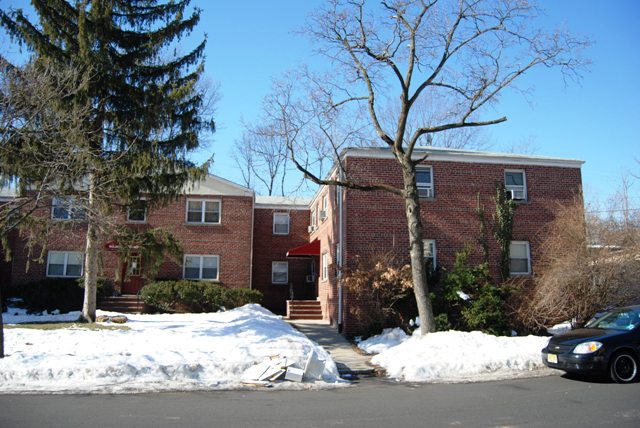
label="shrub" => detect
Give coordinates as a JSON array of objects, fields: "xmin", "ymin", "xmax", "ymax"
[
  {"xmin": 140, "ymin": 280, "xmax": 262, "ymax": 313},
  {"xmin": 432, "ymin": 245, "xmax": 512, "ymax": 336},
  {"xmin": 341, "ymin": 252, "xmax": 414, "ymax": 338},
  {"xmin": 14, "ymin": 278, "xmax": 84, "ymax": 314}
]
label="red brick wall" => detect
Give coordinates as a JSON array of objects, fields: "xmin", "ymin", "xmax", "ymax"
[
  {"xmin": 338, "ymin": 156, "xmax": 583, "ymax": 337},
  {"xmin": 252, "ymin": 207, "xmax": 312, "ymax": 314},
  {"xmin": 10, "ymin": 194, "xmax": 254, "ymax": 291}
]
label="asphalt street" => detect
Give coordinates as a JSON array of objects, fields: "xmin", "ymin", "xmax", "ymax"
[{"xmin": 1, "ymin": 374, "xmax": 639, "ymax": 428}]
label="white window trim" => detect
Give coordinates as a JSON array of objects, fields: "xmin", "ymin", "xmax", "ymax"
[
  {"xmin": 183, "ymin": 254, "xmax": 220, "ymax": 281},
  {"xmin": 423, "ymin": 239, "xmax": 437, "ymax": 269},
  {"xmin": 46, "ymin": 251, "xmax": 84, "ymax": 278},
  {"xmin": 504, "ymin": 169, "xmax": 528, "ymax": 202},
  {"xmin": 271, "ymin": 261, "xmax": 289, "ymax": 284},
  {"xmin": 185, "ymin": 199, "xmax": 222, "ymax": 225},
  {"xmin": 509, "ymin": 241, "xmax": 531, "ymax": 275},
  {"xmin": 322, "ymin": 252, "xmax": 329, "ymax": 281},
  {"xmin": 51, "ymin": 196, "xmax": 86, "ymax": 221},
  {"xmin": 321, "ymin": 194, "xmax": 329, "ymax": 222},
  {"xmin": 273, "ymin": 212, "xmax": 290, "ymax": 235},
  {"xmin": 126, "ymin": 200, "xmax": 147, "ymax": 223},
  {"xmin": 417, "ymin": 166, "xmax": 434, "ymax": 199}
]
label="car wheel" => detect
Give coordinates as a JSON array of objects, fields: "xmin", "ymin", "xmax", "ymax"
[{"xmin": 610, "ymin": 352, "xmax": 639, "ymax": 383}]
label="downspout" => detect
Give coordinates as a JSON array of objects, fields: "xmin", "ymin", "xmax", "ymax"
[
  {"xmin": 337, "ymin": 171, "xmax": 344, "ymax": 328},
  {"xmin": 249, "ymin": 191, "xmax": 255, "ymax": 289}
]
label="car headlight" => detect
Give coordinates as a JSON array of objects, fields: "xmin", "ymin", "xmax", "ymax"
[{"xmin": 573, "ymin": 341, "xmax": 603, "ymax": 354}]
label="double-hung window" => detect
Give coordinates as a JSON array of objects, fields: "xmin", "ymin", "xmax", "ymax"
[
  {"xmin": 505, "ymin": 170, "xmax": 527, "ymax": 201},
  {"xmin": 127, "ymin": 200, "xmax": 147, "ymax": 223},
  {"xmin": 273, "ymin": 212, "xmax": 290, "ymax": 235},
  {"xmin": 186, "ymin": 199, "xmax": 221, "ymax": 224},
  {"xmin": 184, "ymin": 255, "xmax": 219, "ymax": 281},
  {"xmin": 47, "ymin": 251, "xmax": 83, "ymax": 277},
  {"xmin": 52, "ymin": 197, "xmax": 86, "ymax": 221},
  {"xmin": 416, "ymin": 167, "xmax": 434, "ymax": 198},
  {"xmin": 272, "ymin": 261, "xmax": 289, "ymax": 284},
  {"xmin": 509, "ymin": 241, "xmax": 531, "ymax": 275},
  {"xmin": 423, "ymin": 239, "xmax": 437, "ymax": 271},
  {"xmin": 322, "ymin": 252, "xmax": 329, "ymax": 281},
  {"xmin": 320, "ymin": 194, "xmax": 329, "ymax": 221}
]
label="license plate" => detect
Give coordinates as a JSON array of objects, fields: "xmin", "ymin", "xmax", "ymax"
[{"xmin": 547, "ymin": 354, "xmax": 558, "ymax": 364}]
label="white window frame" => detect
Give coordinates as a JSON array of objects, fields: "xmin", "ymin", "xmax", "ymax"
[
  {"xmin": 322, "ymin": 252, "xmax": 329, "ymax": 281},
  {"xmin": 320, "ymin": 194, "xmax": 329, "ymax": 221},
  {"xmin": 416, "ymin": 166, "xmax": 434, "ymax": 199},
  {"xmin": 504, "ymin": 170, "xmax": 527, "ymax": 202},
  {"xmin": 46, "ymin": 251, "xmax": 84, "ymax": 278},
  {"xmin": 51, "ymin": 197, "xmax": 86, "ymax": 221},
  {"xmin": 126, "ymin": 200, "xmax": 147, "ymax": 223},
  {"xmin": 311, "ymin": 208, "xmax": 317, "ymax": 228},
  {"xmin": 271, "ymin": 261, "xmax": 289, "ymax": 284},
  {"xmin": 273, "ymin": 212, "xmax": 290, "ymax": 235},
  {"xmin": 183, "ymin": 254, "xmax": 220, "ymax": 281},
  {"xmin": 185, "ymin": 199, "xmax": 221, "ymax": 225},
  {"xmin": 423, "ymin": 239, "xmax": 437, "ymax": 270},
  {"xmin": 509, "ymin": 241, "xmax": 531, "ymax": 275}
]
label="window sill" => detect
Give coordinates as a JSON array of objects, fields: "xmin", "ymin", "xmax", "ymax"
[{"xmin": 184, "ymin": 222, "xmax": 221, "ymax": 226}]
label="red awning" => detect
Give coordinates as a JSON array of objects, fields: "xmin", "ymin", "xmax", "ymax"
[{"xmin": 286, "ymin": 239, "xmax": 321, "ymax": 258}]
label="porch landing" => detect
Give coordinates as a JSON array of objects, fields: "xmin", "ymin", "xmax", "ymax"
[{"xmin": 288, "ymin": 320, "xmax": 378, "ymax": 378}]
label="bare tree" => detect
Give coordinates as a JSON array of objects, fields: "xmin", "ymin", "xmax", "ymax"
[
  {"xmin": 276, "ymin": 0, "xmax": 588, "ymax": 334},
  {"xmin": 516, "ymin": 198, "xmax": 640, "ymax": 331}
]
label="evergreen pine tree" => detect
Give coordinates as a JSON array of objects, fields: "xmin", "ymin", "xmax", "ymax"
[{"xmin": 1, "ymin": 0, "xmax": 213, "ymax": 321}]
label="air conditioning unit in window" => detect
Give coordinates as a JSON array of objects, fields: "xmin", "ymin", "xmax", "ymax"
[
  {"xmin": 319, "ymin": 210, "xmax": 327, "ymax": 221},
  {"xmin": 305, "ymin": 274, "xmax": 315, "ymax": 283},
  {"xmin": 307, "ymin": 225, "xmax": 316, "ymax": 233},
  {"xmin": 418, "ymin": 187, "xmax": 433, "ymax": 198}
]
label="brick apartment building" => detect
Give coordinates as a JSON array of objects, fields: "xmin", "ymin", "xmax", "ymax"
[
  {"xmin": 308, "ymin": 147, "xmax": 583, "ymax": 336},
  {"xmin": 2, "ymin": 146, "xmax": 583, "ymax": 337}
]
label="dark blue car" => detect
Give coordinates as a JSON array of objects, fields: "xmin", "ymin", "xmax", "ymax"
[{"xmin": 541, "ymin": 306, "xmax": 640, "ymax": 383}]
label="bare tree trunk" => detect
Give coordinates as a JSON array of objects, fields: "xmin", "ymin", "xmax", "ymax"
[
  {"xmin": 80, "ymin": 172, "xmax": 98, "ymax": 322},
  {"xmin": 401, "ymin": 160, "xmax": 435, "ymax": 334},
  {"xmin": 1, "ymin": 284, "xmax": 4, "ymax": 358}
]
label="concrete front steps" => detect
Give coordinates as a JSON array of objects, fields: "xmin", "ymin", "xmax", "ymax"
[
  {"xmin": 98, "ymin": 295, "xmax": 146, "ymax": 313},
  {"xmin": 286, "ymin": 300, "xmax": 323, "ymax": 321}
]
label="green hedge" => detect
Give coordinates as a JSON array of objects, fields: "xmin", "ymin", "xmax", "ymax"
[
  {"xmin": 11, "ymin": 277, "xmax": 114, "ymax": 314},
  {"xmin": 140, "ymin": 280, "xmax": 262, "ymax": 313}
]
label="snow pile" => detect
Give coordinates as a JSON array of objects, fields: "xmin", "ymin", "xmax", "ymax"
[
  {"xmin": 2, "ymin": 304, "xmax": 81, "ymax": 324},
  {"xmin": 367, "ymin": 330, "xmax": 555, "ymax": 383},
  {"xmin": 357, "ymin": 328, "xmax": 408, "ymax": 354},
  {"xmin": 0, "ymin": 304, "xmax": 342, "ymax": 394}
]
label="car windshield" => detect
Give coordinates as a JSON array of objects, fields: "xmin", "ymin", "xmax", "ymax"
[{"xmin": 585, "ymin": 308, "xmax": 640, "ymax": 331}]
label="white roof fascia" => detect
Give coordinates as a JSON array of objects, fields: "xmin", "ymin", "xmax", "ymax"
[
  {"xmin": 255, "ymin": 195, "xmax": 311, "ymax": 210},
  {"xmin": 342, "ymin": 146, "xmax": 584, "ymax": 169},
  {"xmin": 183, "ymin": 174, "xmax": 254, "ymax": 197}
]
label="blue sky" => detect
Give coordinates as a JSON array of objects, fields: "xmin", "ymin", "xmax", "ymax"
[
  {"xmin": 2, "ymin": 0, "xmax": 639, "ymax": 211},
  {"xmin": 195, "ymin": 0, "xmax": 639, "ymax": 211}
]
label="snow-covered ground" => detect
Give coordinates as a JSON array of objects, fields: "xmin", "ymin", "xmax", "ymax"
[
  {"xmin": 358, "ymin": 328, "xmax": 557, "ymax": 383},
  {"xmin": 0, "ymin": 304, "xmax": 342, "ymax": 394}
]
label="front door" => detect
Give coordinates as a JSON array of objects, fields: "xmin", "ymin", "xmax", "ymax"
[{"xmin": 121, "ymin": 255, "xmax": 144, "ymax": 295}]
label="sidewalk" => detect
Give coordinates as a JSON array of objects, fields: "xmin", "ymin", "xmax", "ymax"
[{"xmin": 288, "ymin": 320, "xmax": 377, "ymax": 377}]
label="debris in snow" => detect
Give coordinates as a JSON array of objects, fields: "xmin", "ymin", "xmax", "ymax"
[
  {"xmin": 457, "ymin": 290, "xmax": 471, "ymax": 301},
  {"xmin": 241, "ymin": 351, "xmax": 327, "ymax": 385},
  {"xmin": 303, "ymin": 350, "xmax": 326, "ymax": 381}
]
